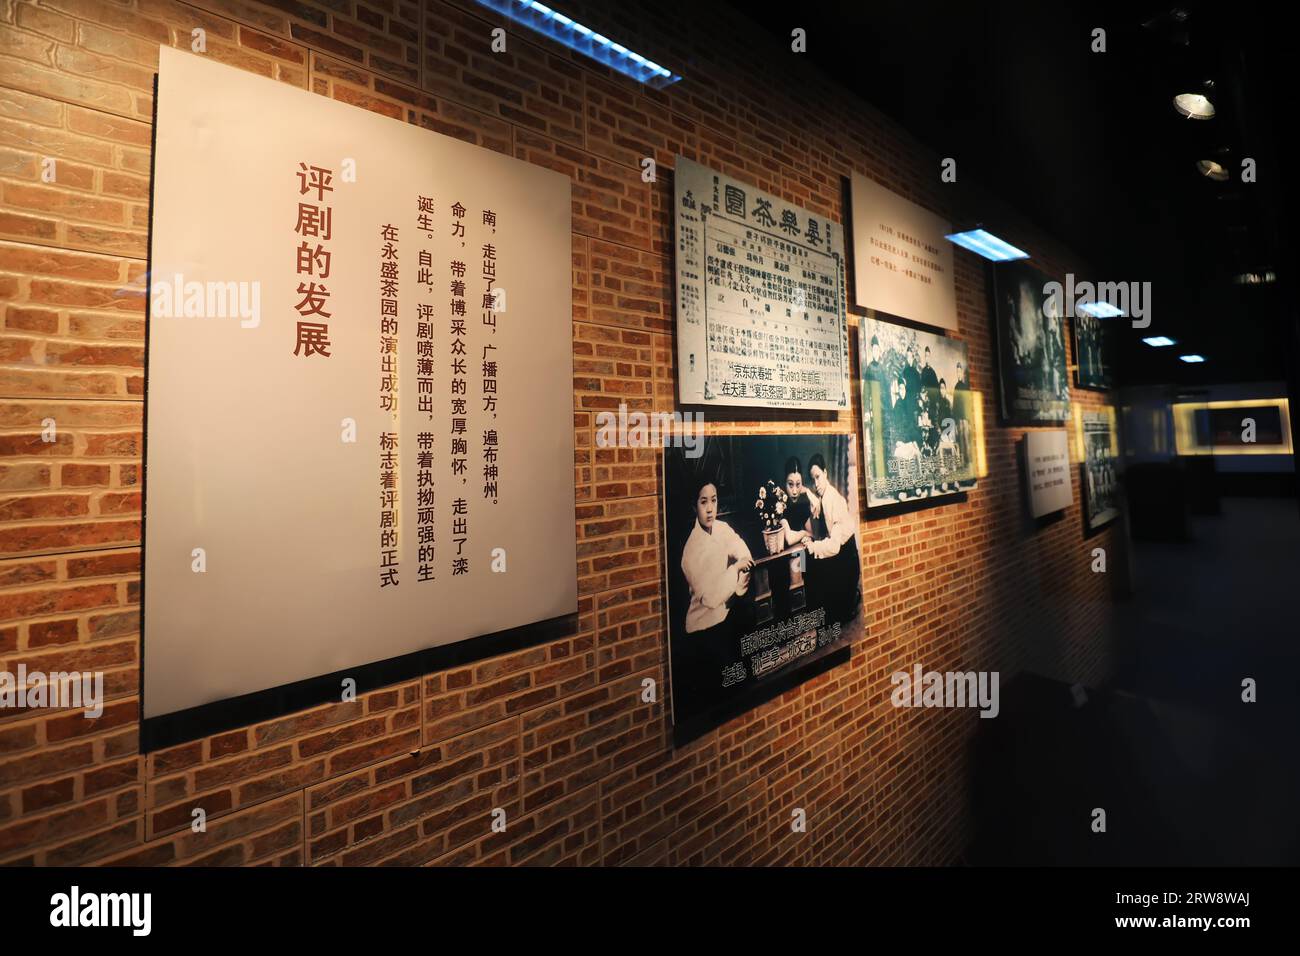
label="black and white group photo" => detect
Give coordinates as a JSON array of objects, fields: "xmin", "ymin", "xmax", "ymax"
[
  {"xmin": 859, "ymin": 318, "xmax": 979, "ymax": 506},
  {"xmin": 663, "ymin": 435, "xmax": 864, "ymax": 738},
  {"xmin": 1082, "ymin": 411, "xmax": 1121, "ymax": 530},
  {"xmin": 1072, "ymin": 310, "xmax": 1114, "ymax": 390}
]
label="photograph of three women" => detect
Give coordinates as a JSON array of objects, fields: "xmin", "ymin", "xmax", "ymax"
[{"xmin": 664, "ymin": 434, "xmax": 865, "ymax": 738}]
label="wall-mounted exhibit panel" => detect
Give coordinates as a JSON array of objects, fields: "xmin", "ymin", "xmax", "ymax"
[
  {"xmin": 859, "ymin": 317, "xmax": 981, "ymax": 507},
  {"xmin": 1024, "ymin": 429, "xmax": 1074, "ymax": 518},
  {"xmin": 144, "ymin": 48, "xmax": 576, "ymax": 736},
  {"xmin": 849, "ymin": 172, "xmax": 958, "ymax": 331},
  {"xmin": 991, "ymin": 261, "xmax": 1072, "ymax": 424},
  {"xmin": 673, "ymin": 157, "xmax": 851, "ymax": 410},
  {"xmin": 663, "ymin": 435, "xmax": 862, "ymax": 743},
  {"xmin": 1172, "ymin": 398, "xmax": 1294, "ymax": 456},
  {"xmin": 1072, "ymin": 310, "xmax": 1114, "ymax": 391},
  {"xmin": 1079, "ymin": 409, "xmax": 1121, "ymax": 530}
]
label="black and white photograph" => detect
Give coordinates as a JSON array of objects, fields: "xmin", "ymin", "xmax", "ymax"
[
  {"xmin": 662, "ymin": 435, "xmax": 863, "ymax": 740},
  {"xmin": 1072, "ymin": 309, "xmax": 1114, "ymax": 390},
  {"xmin": 859, "ymin": 317, "xmax": 979, "ymax": 506},
  {"xmin": 1082, "ymin": 410, "xmax": 1121, "ymax": 530},
  {"xmin": 991, "ymin": 260, "xmax": 1072, "ymax": 423}
]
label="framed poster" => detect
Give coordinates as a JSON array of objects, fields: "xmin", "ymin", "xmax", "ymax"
[
  {"xmin": 991, "ymin": 261, "xmax": 1071, "ymax": 424},
  {"xmin": 849, "ymin": 172, "xmax": 958, "ymax": 331},
  {"xmin": 1080, "ymin": 410, "xmax": 1121, "ymax": 530},
  {"xmin": 673, "ymin": 157, "xmax": 850, "ymax": 410},
  {"xmin": 1072, "ymin": 310, "xmax": 1114, "ymax": 390},
  {"xmin": 144, "ymin": 48, "xmax": 576, "ymax": 744},
  {"xmin": 1024, "ymin": 430, "xmax": 1073, "ymax": 518},
  {"xmin": 859, "ymin": 317, "xmax": 978, "ymax": 506},
  {"xmin": 663, "ymin": 435, "xmax": 862, "ymax": 743}
]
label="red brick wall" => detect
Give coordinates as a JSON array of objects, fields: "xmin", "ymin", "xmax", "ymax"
[{"xmin": 0, "ymin": 0, "xmax": 1122, "ymax": 866}]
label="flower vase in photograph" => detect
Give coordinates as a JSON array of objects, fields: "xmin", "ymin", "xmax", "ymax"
[{"xmin": 755, "ymin": 479, "xmax": 789, "ymax": 556}]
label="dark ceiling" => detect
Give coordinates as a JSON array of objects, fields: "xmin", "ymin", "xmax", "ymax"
[{"xmin": 726, "ymin": 0, "xmax": 1295, "ymax": 390}]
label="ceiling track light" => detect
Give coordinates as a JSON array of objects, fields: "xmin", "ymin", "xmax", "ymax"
[{"xmin": 1173, "ymin": 90, "xmax": 1215, "ymax": 119}]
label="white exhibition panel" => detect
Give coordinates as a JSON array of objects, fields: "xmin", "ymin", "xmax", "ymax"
[
  {"xmin": 145, "ymin": 47, "xmax": 576, "ymax": 719},
  {"xmin": 1024, "ymin": 429, "xmax": 1074, "ymax": 518},
  {"xmin": 849, "ymin": 172, "xmax": 957, "ymax": 331}
]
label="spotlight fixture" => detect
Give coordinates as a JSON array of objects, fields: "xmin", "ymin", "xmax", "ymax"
[
  {"xmin": 1196, "ymin": 159, "xmax": 1229, "ymax": 181},
  {"xmin": 474, "ymin": 1, "xmax": 681, "ymax": 88},
  {"xmin": 943, "ymin": 229, "xmax": 1029, "ymax": 262},
  {"xmin": 1233, "ymin": 271, "xmax": 1276, "ymax": 285},
  {"xmin": 1143, "ymin": 336, "xmax": 1177, "ymax": 347},
  {"xmin": 1173, "ymin": 91, "xmax": 1215, "ymax": 120},
  {"xmin": 1179, "ymin": 354, "xmax": 1207, "ymax": 363}
]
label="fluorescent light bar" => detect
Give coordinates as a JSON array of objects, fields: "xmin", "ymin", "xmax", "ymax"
[
  {"xmin": 1142, "ymin": 336, "xmax": 1176, "ymax": 347},
  {"xmin": 1179, "ymin": 354, "xmax": 1206, "ymax": 363},
  {"xmin": 1078, "ymin": 301, "xmax": 1125, "ymax": 318},
  {"xmin": 944, "ymin": 229, "xmax": 1029, "ymax": 262},
  {"xmin": 475, "ymin": 0, "xmax": 682, "ymax": 88}
]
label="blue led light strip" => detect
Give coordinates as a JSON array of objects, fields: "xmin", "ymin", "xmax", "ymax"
[
  {"xmin": 475, "ymin": 0, "xmax": 683, "ymax": 88},
  {"xmin": 944, "ymin": 229, "xmax": 1030, "ymax": 262}
]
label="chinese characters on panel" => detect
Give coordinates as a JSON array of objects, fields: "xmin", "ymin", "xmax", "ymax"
[
  {"xmin": 674, "ymin": 157, "xmax": 850, "ymax": 410},
  {"xmin": 848, "ymin": 171, "xmax": 959, "ymax": 332},
  {"xmin": 293, "ymin": 162, "xmax": 335, "ymax": 357},
  {"xmin": 1024, "ymin": 430, "xmax": 1074, "ymax": 518},
  {"xmin": 144, "ymin": 47, "xmax": 575, "ymax": 727}
]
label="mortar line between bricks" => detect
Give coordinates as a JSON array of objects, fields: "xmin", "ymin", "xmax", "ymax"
[
  {"xmin": 0, "ymin": 233, "xmax": 146, "ymax": 262},
  {"xmin": 0, "ymin": 394, "xmax": 145, "ymax": 404},
  {"xmin": 0, "ymin": 537, "xmax": 142, "ymax": 563},
  {"xmin": 0, "ymin": 230, "xmax": 147, "ymax": 263}
]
